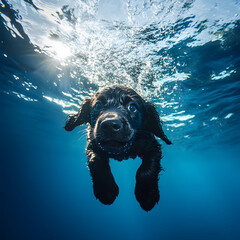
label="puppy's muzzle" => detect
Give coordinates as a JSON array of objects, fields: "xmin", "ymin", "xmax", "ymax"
[
  {"xmin": 94, "ymin": 112, "xmax": 134, "ymax": 153},
  {"xmin": 97, "ymin": 112, "xmax": 129, "ymax": 140},
  {"xmin": 101, "ymin": 117, "xmax": 123, "ymax": 135}
]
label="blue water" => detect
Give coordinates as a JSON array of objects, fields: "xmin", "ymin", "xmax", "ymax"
[{"xmin": 1, "ymin": 0, "xmax": 240, "ymax": 239}]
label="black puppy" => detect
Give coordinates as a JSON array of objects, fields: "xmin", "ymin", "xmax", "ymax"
[{"xmin": 65, "ymin": 85, "xmax": 171, "ymax": 211}]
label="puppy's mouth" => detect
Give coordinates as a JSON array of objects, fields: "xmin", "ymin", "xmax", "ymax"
[{"xmin": 97, "ymin": 139, "xmax": 131, "ymax": 155}]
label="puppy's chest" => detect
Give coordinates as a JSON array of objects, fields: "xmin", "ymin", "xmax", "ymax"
[{"xmin": 110, "ymin": 151, "xmax": 138, "ymax": 161}]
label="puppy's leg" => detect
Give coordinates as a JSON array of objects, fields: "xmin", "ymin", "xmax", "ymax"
[
  {"xmin": 87, "ymin": 153, "xmax": 119, "ymax": 205},
  {"xmin": 135, "ymin": 139, "xmax": 162, "ymax": 211}
]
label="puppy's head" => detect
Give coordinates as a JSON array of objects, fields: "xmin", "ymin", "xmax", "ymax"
[
  {"xmin": 89, "ymin": 86, "xmax": 143, "ymax": 155},
  {"xmin": 65, "ymin": 85, "xmax": 171, "ymax": 155}
]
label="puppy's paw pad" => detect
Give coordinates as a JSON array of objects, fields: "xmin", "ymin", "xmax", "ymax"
[
  {"xmin": 135, "ymin": 186, "xmax": 160, "ymax": 211},
  {"xmin": 94, "ymin": 182, "xmax": 119, "ymax": 205}
]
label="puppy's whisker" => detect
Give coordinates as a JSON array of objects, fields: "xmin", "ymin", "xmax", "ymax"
[{"xmin": 77, "ymin": 129, "xmax": 88, "ymax": 141}]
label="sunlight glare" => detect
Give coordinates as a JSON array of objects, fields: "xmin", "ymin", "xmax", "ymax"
[
  {"xmin": 44, "ymin": 39, "xmax": 72, "ymax": 60},
  {"xmin": 53, "ymin": 41, "xmax": 71, "ymax": 60}
]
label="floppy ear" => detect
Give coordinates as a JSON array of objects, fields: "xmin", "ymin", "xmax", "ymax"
[
  {"xmin": 142, "ymin": 102, "xmax": 172, "ymax": 145},
  {"xmin": 64, "ymin": 99, "xmax": 91, "ymax": 131}
]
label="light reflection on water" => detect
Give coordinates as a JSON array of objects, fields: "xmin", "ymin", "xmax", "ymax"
[{"xmin": 1, "ymin": 0, "xmax": 240, "ymax": 147}]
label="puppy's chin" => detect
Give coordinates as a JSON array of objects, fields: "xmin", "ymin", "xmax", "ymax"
[{"xmin": 97, "ymin": 139, "xmax": 133, "ymax": 155}]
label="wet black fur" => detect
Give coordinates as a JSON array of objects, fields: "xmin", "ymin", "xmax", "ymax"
[{"xmin": 65, "ymin": 85, "xmax": 172, "ymax": 211}]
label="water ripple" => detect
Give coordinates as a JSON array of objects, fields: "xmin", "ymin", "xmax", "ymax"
[{"xmin": 1, "ymin": 0, "xmax": 240, "ymax": 147}]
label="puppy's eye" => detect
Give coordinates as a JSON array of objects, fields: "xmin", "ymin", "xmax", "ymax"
[
  {"xmin": 94, "ymin": 102, "xmax": 102, "ymax": 110},
  {"xmin": 128, "ymin": 103, "xmax": 137, "ymax": 112}
]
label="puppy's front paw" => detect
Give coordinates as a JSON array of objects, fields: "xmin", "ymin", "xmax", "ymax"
[
  {"xmin": 135, "ymin": 183, "xmax": 160, "ymax": 211},
  {"xmin": 93, "ymin": 180, "xmax": 119, "ymax": 205}
]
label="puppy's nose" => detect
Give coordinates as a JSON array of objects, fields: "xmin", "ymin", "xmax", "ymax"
[{"xmin": 101, "ymin": 119, "xmax": 123, "ymax": 133}]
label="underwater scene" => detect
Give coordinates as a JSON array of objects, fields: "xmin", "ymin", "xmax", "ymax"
[{"xmin": 1, "ymin": 0, "xmax": 240, "ymax": 239}]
